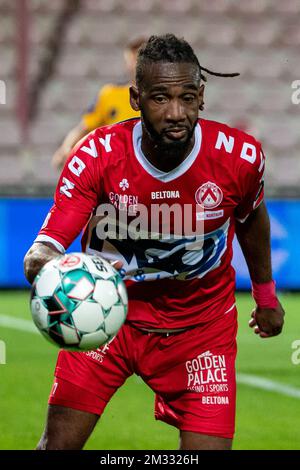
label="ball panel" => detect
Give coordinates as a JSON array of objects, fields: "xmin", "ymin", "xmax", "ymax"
[
  {"xmin": 104, "ymin": 305, "xmax": 125, "ymax": 336},
  {"xmin": 93, "ymin": 280, "xmax": 119, "ymax": 310},
  {"xmin": 117, "ymin": 280, "xmax": 128, "ymax": 307},
  {"xmin": 72, "ymin": 301, "xmax": 104, "ymax": 333},
  {"xmin": 60, "ymin": 323, "xmax": 80, "ymax": 345},
  {"xmin": 57, "ymin": 254, "xmax": 84, "ymax": 272},
  {"xmin": 31, "ymin": 298, "xmax": 49, "ymax": 330},
  {"xmin": 79, "ymin": 329, "xmax": 108, "ymax": 350},
  {"xmin": 35, "ymin": 267, "xmax": 61, "ymax": 297},
  {"xmin": 63, "ymin": 273, "xmax": 94, "ymax": 300}
]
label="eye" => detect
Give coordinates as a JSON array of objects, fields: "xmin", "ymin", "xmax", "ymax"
[
  {"xmin": 152, "ymin": 95, "xmax": 168, "ymax": 104},
  {"xmin": 182, "ymin": 94, "xmax": 196, "ymax": 103}
]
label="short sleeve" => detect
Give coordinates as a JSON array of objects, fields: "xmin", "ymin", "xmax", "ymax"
[
  {"xmin": 36, "ymin": 132, "xmax": 102, "ymax": 251},
  {"xmin": 235, "ymin": 144, "xmax": 265, "ymax": 223}
]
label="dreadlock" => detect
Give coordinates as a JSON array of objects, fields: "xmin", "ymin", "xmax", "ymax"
[{"xmin": 136, "ymin": 34, "xmax": 239, "ymax": 88}]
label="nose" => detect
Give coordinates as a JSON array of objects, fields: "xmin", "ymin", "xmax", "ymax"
[{"xmin": 165, "ymin": 99, "xmax": 186, "ymax": 123}]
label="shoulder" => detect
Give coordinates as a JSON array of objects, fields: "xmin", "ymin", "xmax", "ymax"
[
  {"xmin": 90, "ymin": 118, "xmax": 140, "ymax": 152},
  {"xmin": 200, "ymin": 118, "xmax": 261, "ymax": 148},
  {"xmin": 199, "ymin": 118, "xmax": 263, "ymax": 170}
]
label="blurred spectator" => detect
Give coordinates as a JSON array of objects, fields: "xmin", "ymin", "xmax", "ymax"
[{"xmin": 52, "ymin": 36, "xmax": 146, "ymax": 169}]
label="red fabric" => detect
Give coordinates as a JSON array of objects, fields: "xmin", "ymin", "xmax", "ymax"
[
  {"xmin": 50, "ymin": 308, "xmax": 237, "ymax": 439},
  {"xmin": 49, "ymin": 378, "xmax": 107, "ymax": 416},
  {"xmin": 37, "ymin": 118, "xmax": 265, "ymax": 329}
]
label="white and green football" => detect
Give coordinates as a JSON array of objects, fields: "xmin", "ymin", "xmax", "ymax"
[{"xmin": 30, "ymin": 253, "xmax": 128, "ymax": 350}]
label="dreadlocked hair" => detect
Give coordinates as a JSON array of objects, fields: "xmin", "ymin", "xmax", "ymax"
[{"xmin": 136, "ymin": 34, "xmax": 239, "ymax": 88}]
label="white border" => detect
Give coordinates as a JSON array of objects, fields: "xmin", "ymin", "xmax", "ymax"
[
  {"xmin": 35, "ymin": 235, "xmax": 65, "ymax": 253},
  {"xmin": 132, "ymin": 121, "xmax": 202, "ymax": 182}
]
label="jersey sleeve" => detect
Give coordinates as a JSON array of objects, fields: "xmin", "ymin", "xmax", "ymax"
[
  {"xmin": 36, "ymin": 132, "xmax": 102, "ymax": 251},
  {"xmin": 81, "ymin": 85, "xmax": 112, "ymax": 131},
  {"xmin": 234, "ymin": 142, "xmax": 265, "ymax": 223}
]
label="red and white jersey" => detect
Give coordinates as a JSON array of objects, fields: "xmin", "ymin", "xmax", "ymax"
[{"xmin": 37, "ymin": 118, "xmax": 265, "ymax": 329}]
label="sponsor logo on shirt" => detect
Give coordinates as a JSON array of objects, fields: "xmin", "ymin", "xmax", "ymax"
[
  {"xmin": 151, "ymin": 190, "xmax": 180, "ymax": 200},
  {"xmin": 195, "ymin": 182, "xmax": 223, "ymax": 209},
  {"xmin": 196, "ymin": 209, "xmax": 224, "ymax": 220},
  {"xmin": 109, "ymin": 192, "xmax": 139, "ymax": 215}
]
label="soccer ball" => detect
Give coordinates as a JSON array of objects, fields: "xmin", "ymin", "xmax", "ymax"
[{"xmin": 30, "ymin": 253, "xmax": 128, "ymax": 350}]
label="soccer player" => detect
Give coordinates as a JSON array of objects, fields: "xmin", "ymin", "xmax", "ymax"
[
  {"xmin": 52, "ymin": 37, "xmax": 145, "ymax": 170},
  {"xmin": 24, "ymin": 34, "xmax": 284, "ymax": 450}
]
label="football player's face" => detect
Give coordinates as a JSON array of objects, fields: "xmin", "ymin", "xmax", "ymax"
[{"xmin": 131, "ymin": 62, "xmax": 204, "ymax": 150}]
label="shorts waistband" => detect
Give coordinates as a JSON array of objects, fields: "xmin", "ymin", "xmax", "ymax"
[{"xmin": 129, "ymin": 324, "xmax": 194, "ymax": 337}]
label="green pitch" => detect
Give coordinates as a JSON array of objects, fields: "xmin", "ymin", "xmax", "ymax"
[{"xmin": 0, "ymin": 291, "xmax": 299, "ymax": 450}]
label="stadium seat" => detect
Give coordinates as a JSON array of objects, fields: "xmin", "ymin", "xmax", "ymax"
[
  {"xmin": 29, "ymin": 0, "xmax": 64, "ymax": 13},
  {"xmin": 2, "ymin": 49, "xmax": 15, "ymax": 78},
  {"xmin": 253, "ymin": 83, "xmax": 293, "ymax": 113},
  {"xmin": 282, "ymin": 24, "xmax": 300, "ymax": 46},
  {"xmin": 194, "ymin": 21, "xmax": 238, "ymax": 47},
  {"xmin": 239, "ymin": 20, "xmax": 280, "ymax": 47},
  {"xmin": 0, "ymin": 154, "xmax": 24, "ymax": 184},
  {"xmin": 0, "ymin": 0, "xmax": 16, "ymax": 13},
  {"xmin": 2, "ymin": 0, "xmax": 300, "ymax": 189},
  {"xmin": 119, "ymin": 0, "xmax": 157, "ymax": 14},
  {"xmin": 193, "ymin": 0, "xmax": 232, "ymax": 14},
  {"xmin": 246, "ymin": 51, "xmax": 288, "ymax": 79},
  {"xmin": 84, "ymin": 0, "xmax": 119, "ymax": 14},
  {"xmin": 0, "ymin": 15, "xmax": 15, "ymax": 44},
  {"xmin": 29, "ymin": 15, "xmax": 56, "ymax": 44},
  {"xmin": 0, "ymin": 117, "xmax": 20, "ymax": 146},
  {"xmin": 271, "ymin": 0, "xmax": 300, "ymax": 14},
  {"xmin": 232, "ymin": 0, "xmax": 270, "ymax": 14},
  {"xmin": 158, "ymin": 0, "xmax": 194, "ymax": 14}
]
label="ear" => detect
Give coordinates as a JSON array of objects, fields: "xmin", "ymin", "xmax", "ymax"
[
  {"xmin": 130, "ymin": 85, "xmax": 140, "ymax": 111},
  {"xmin": 199, "ymin": 84, "xmax": 205, "ymax": 111}
]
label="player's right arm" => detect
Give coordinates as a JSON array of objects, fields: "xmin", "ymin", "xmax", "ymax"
[
  {"xmin": 24, "ymin": 242, "xmax": 62, "ymax": 284},
  {"xmin": 25, "ymin": 131, "xmax": 102, "ymax": 284}
]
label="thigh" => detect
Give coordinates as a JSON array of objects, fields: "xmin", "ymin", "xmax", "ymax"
[
  {"xmin": 39, "ymin": 325, "xmax": 135, "ymax": 449},
  {"xmin": 179, "ymin": 431, "xmax": 232, "ymax": 450},
  {"xmin": 52, "ymin": 324, "xmax": 134, "ymax": 402},
  {"xmin": 37, "ymin": 402, "xmax": 99, "ymax": 450}
]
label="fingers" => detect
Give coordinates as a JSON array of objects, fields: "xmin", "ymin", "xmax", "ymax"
[
  {"xmin": 110, "ymin": 260, "xmax": 124, "ymax": 271},
  {"xmin": 249, "ymin": 309, "xmax": 271, "ymax": 338},
  {"xmin": 253, "ymin": 326, "xmax": 270, "ymax": 338},
  {"xmin": 248, "ymin": 309, "xmax": 256, "ymax": 328}
]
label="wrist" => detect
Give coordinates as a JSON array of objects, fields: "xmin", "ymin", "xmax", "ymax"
[{"xmin": 251, "ymin": 280, "xmax": 278, "ymax": 309}]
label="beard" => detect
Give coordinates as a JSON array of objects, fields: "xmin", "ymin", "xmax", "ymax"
[{"xmin": 140, "ymin": 110, "xmax": 197, "ymax": 159}]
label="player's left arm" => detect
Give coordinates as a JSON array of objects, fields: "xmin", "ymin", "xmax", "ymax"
[
  {"xmin": 234, "ymin": 139, "xmax": 284, "ymax": 338},
  {"xmin": 235, "ymin": 202, "xmax": 285, "ymax": 338}
]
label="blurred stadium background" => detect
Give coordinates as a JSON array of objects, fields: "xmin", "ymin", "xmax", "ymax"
[{"xmin": 0, "ymin": 0, "xmax": 300, "ymax": 450}]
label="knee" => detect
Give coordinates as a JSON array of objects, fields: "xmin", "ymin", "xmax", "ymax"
[{"xmin": 36, "ymin": 432, "xmax": 83, "ymax": 450}]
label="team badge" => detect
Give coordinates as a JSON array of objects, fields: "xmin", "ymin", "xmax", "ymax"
[{"xmin": 195, "ymin": 182, "xmax": 223, "ymax": 209}]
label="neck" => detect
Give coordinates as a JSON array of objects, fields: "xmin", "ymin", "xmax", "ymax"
[{"xmin": 141, "ymin": 131, "xmax": 195, "ymax": 173}]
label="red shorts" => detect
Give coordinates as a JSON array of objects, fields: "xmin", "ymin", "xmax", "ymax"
[{"xmin": 49, "ymin": 307, "xmax": 237, "ymax": 439}]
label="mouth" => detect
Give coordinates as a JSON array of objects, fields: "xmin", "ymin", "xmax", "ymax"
[{"xmin": 163, "ymin": 128, "xmax": 188, "ymax": 140}]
